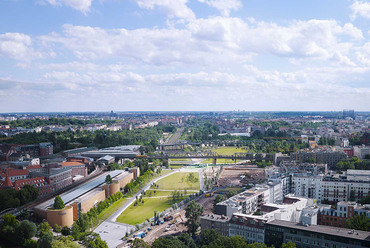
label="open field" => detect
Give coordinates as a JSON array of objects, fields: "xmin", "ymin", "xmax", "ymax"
[
  {"xmin": 169, "ymin": 165, "xmax": 184, "ymax": 169},
  {"xmin": 116, "ymin": 196, "xmax": 185, "ymax": 225},
  {"xmin": 208, "ymin": 146, "xmax": 248, "ymax": 155},
  {"xmin": 169, "ymin": 158, "xmax": 192, "ymax": 162},
  {"xmin": 152, "ymin": 172, "xmax": 200, "ymax": 190},
  {"xmin": 201, "ymin": 158, "xmax": 243, "ymax": 164},
  {"xmin": 143, "ymin": 189, "xmax": 197, "ymax": 197},
  {"xmin": 97, "ymin": 197, "xmax": 128, "ymax": 221}
]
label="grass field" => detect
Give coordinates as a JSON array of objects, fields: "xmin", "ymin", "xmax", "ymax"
[
  {"xmin": 144, "ymin": 189, "xmax": 198, "ymax": 197},
  {"xmin": 170, "ymin": 164, "xmax": 184, "ymax": 169},
  {"xmin": 152, "ymin": 172, "xmax": 200, "ymax": 190},
  {"xmin": 97, "ymin": 197, "xmax": 128, "ymax": 221},
  {"xmin": 201, "ymin": 158, "xmax": 243, "ymax": 164},
  {"xmin": 116, "ymin": 196, "xmax": 185, "ymax": 225},
  {"xmin": 210, "ymin": 146, "xmax": 248, "ymax": 155},
  {"xmin": 170, "ymin": 158, "xmax": 192, "ymax": 162},
  {"xmin": 116, "ymin": 172, "xmax": 200, "ymax": 225}
]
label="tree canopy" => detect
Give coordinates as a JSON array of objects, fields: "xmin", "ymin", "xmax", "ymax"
[{"xmin": 53, "ymin": 196, "xmax": 65, "ymax": 209}]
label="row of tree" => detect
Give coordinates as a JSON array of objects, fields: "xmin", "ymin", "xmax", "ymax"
[{"xmin": 0, "ymin": 184, "xmax": 39, "ymax": 211}]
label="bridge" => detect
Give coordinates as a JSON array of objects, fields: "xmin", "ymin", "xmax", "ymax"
[{"xmin": 142, "ymin": 152, "xmax": 276, "ymax": 164}]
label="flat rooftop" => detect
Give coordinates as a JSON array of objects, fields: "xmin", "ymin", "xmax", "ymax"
[
  {"xmin": 34, "ymin": 170, "xmax": 125, "ymax": 210},
  {"xmin": 267, "ymin": 220, "xmax": 370, "ymax": 241}
]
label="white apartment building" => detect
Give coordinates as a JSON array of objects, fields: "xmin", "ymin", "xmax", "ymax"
[{"xmin": 292, "ymin": 174, "xmax": 323, "ymax": 202}]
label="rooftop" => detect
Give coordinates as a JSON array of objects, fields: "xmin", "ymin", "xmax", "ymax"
[{"xmin": 267, "ymin": 220, "xmax": 370, "ymax": 241}]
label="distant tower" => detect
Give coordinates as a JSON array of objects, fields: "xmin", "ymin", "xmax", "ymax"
[{"xmin": 343, "ymin": 109, "xmax": 355, "ymax": 119}]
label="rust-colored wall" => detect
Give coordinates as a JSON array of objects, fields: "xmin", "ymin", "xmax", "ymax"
[
  {"xmin": 130, "ymin": 167, "xmax": 140, "ymax": 179},
  {"xmin": 71, "ymin": 203, "xmax": 78, "ymax": 221},
  {"xmin": 47, "ymin": 206, "xmax": 73, "ymax": 227}
]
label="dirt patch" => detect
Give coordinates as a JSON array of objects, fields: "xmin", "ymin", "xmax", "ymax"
[{"xmin": 218, "ymin": 166, "xmax": 265, "ymax": 187}]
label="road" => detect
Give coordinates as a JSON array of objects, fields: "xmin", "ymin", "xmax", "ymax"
[{"xmin": 165, "ymin": 127, "xmax": 184, "ymax": 145}]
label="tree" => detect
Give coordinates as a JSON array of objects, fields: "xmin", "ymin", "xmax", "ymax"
[
  {"xmin": 71, "ymin": 222, "xmax": 81, "ymax": 240},
  {"xmin": 24, "ymin": 239, "xmax": 38, "ymax": 248},
  {"xmin": 38, "ymin": 222, "xmax": 52, "ymax": 237},
  {"xmin": 38, "ymin": 232, "xmax": 54, "ymax": 248},
  {"xmin": 76, "ymin": 213, "xmax": 89, "ymax": 232},
  {"xmin": 61, "ymin": 226, "xmax": 71, "ymax": 236},
  {"xmin": 131, "ymin": 238, "xmax": 150, "ymax": 248},
  {"xmin": 105, "ymin": 175, "xmax": 113, "ymax": 184},
  {"xmin": 227, "ymin": 190, "xmax": 237, "ymax": 198},
  {"xmin": 185, "ymin": 201, "xmax": 203, "ymax": 236},
  {"xmin": 152, "ymin": 236, "xmax": 187, "ymax": 248},
  {"xmin": 345, "ymin": 215, "xmax": 370, "ymax": 231},
  {"xmin": 53, "ymin": 224, "xmax": 62, "ymax": 235},
  {"xmin": 282, "ymin": 242, "xmax": 296, "ymax": 248},
  {"xmin": 177, "ymin": 233, "xmax": 197, "ymax": 248},
  {"xmin": 19, "ymin": 208, "xmax": 30, "ymax": 220},
  {"xmin": 51, "ymin": 236, "xmax": 79, "ymax": 248},
  {"xmin": 213, "ymin": 194, "xmax": 225, "ymax": 211},
  {"xmin": 85, "ymin": 233, "xmax": 108, "ymax": 248},
  {"xmin": 196, "ymin": 228, "xmax": 220, "ymax": 247},
  {"xmin": 16, "ymin": 220, "xmax": 37, "ymax": 245},
  {"xmin": 53, "ymin": 196, "xmax": 65, "ymax": 209}
]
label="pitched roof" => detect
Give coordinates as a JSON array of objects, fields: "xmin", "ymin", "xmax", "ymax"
[
  {"xmin": 7, "ymin": 169, "xmax": 29, "ymax": 177},
  {"xmin": 13, "ymin": 177, "xmax": 47, "ymax": 190}
]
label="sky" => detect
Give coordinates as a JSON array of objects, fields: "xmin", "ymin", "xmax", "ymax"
[{"xmin": 0, "ymin": 0, "xmax": 369, "ymax": 112}]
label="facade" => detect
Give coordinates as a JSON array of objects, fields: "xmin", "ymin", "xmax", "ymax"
[
  {"xmin": 200, "ymin": 214, "xmax": 229, "ymax": 236},
  {"xmin": 229, "ymin": 214, "xmax": 267, "ymax": 244},
  {"xmin": 264, "ymin": 219, "xmax": 370, "ymax": 248},
  {"xmin": 292, "ymin": 174, "xmax": 323, "ymax": 201},
  {"xmin": 46, "ymin": 206, "xmax": 74, "ymax": 227},
  {"xmin": 354, "ymin": 145, "xmax": 370, "ymax": 159},
  {"xmin": 290, "ymin": 151, "xmax": 347, "ymax": 168},
  {"xmin": 321, "ymin": 175, "xmax": 370, "ymax": 203},
  {"xmin": 318, "ymin": 201, "xmax": 370, "ymax": 228}
]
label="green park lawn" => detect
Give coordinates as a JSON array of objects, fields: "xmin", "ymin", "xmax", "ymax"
[
  {"xmin": 116, "ymin": 172, "xmax": 200, "ymax": 225},
  {"xmin": 152, "ymin": 172, "xmax": 200, "ymax": 190},
  {"xmin": 211, "ymin": 146, "xmax": 248, "ymax": 155},
  {"xmin": 170, "ymin": 164, "xmax": 184, "ymax": 169},
  {"xmin": 201, "ymin": 158, "xmax": 243, "ymax": 164},
  {"xmin": 169, "ymin": 158, "xmax": 192, "ymax": 162},
  {"xmin": 97, "ymin": 197, "xmax": 128, "ymax": 221},
  {"xmin": 144, "ymin": 189, "xmax": 198, "ymax": 197},
  {"xmin": 116, "ymin": 197, "xmax": 185, "ymax": 225}
]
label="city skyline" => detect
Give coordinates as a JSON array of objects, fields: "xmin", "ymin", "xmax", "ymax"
[{"xmin": 1, "ymin": 0, "xmax": 370, "ymax": 112}]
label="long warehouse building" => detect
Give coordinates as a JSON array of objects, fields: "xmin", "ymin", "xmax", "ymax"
[{"xmin": 34, "ymin": 169, "xmax": 136, "ymax": 228}]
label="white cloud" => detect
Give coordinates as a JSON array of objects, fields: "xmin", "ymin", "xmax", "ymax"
[
  {"xmin": 133, "ymin": 0, "xmax": 195, "ymax": 20},
  {"xmin": 198, "ymin": 0, "xmax": 242, "ymax": 16},
  {"xmin": 39, "ymin": 0, "xmax": 93, "ymax": 14},
  {"xmin": 350, "ymin": 0, "xmax": 370, "ymax": 20},
  {"xmin": 39, "ymin": 18, "xmax": 362, "ymax": 68},
  {"xmin": 0, "ymin": 33, "xmax": 42, "ymax": 60}
]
